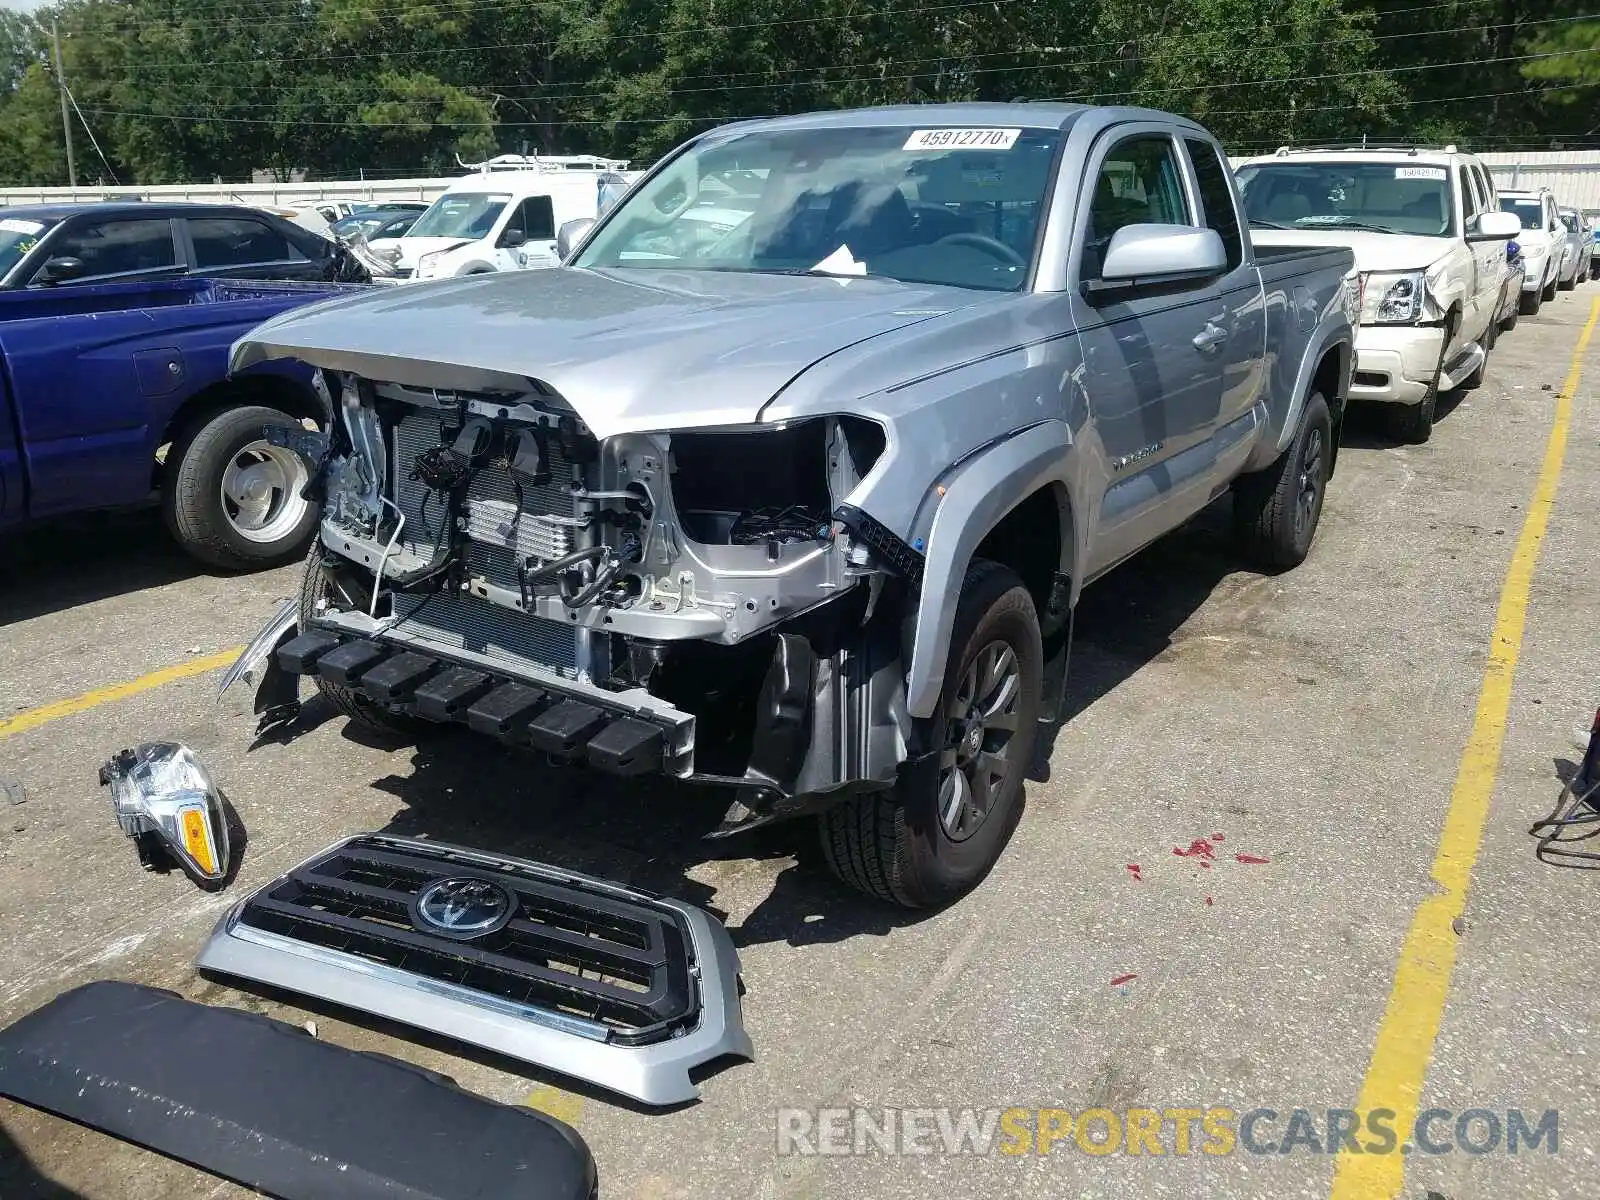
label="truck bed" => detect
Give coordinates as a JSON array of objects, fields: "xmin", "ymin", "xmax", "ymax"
[{"xmin": 1254, "ymin": 242, "xmax": 1359, "ymax": 288}]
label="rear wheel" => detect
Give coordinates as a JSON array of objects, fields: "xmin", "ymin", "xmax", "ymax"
[
  {"xmin": 297, "ymin": 544, "xmax": 420, "ymax": 737},
  {"xmin": 1233, "ymin": 391, "xmax": 1332, "ymax": 569},
  {"xmin": 163, "ymin": 405, "xmax": 319, "ymax": 570},
  {"xmin": 1501, "ymin": 304, "xmax": 1520, "ymax": 332},
  {"xmin": 819, "ymin": 560, "xmax": 1041, "ymax": 908}
]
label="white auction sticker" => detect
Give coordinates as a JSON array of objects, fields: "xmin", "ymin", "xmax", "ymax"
[
  {"xmin": 903, "ymin": 128, "xmax": 1021, "ymax": 151},
  {"xmin": 1394, "ymin": 166, "xmax": 1447, "ymax": 180},
  {"xmin": 0, "ymin": 218, "xmax": 44, "ymax": 235}
]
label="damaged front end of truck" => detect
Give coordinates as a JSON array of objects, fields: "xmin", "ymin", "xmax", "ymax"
[{"xmin": 230, "ymin": 351, "xmax": 920, "ymax": 835}]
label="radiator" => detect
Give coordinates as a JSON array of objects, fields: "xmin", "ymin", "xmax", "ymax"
[{"xmin": 388, "ymin": 412, "xmax": 582, "ymax": 678}]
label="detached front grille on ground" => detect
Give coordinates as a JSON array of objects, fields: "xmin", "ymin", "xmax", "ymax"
[{"xmin": 197, "ymin": 834, "xmax": 753, "ymax": 1106}]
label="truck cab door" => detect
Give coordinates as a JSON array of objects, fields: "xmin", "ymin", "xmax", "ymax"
[
  {"xmin": 1183, "ymin": 137, "xmax": 1266, "ymax": 438},
  {"xmin": 1068, "ymin": 129, "xmax": 1230, "ymax": 577}
]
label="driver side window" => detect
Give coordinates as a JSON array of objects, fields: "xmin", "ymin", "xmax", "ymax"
[
  {"xmin": 37, "ymin": 217, "xmax": 177, "ymax": 283},
  {"xmin": 501, "ymin": 195, "xmax": 555, "ymax": 245},
  {"xmin": 1083, "ymin": 136, "xmax": 1189, "ymax": 278}
]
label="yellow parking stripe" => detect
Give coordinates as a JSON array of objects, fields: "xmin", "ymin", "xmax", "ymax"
[
  {"xmin": 524, "ymin": 1084, "xmax": 585, "ymax": 1126},
  {"xmin": 0, "ymin": 647, "xmax": 244, "ymax": 740},
  {"xmin": 1330, "ymin": 295, "xmax": 1600, "ymax": 1200}
]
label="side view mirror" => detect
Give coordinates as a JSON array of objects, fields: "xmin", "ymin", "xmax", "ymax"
[
  {"xmin": 1468, "ymin": 211, "xmax": 1521, "ymax": 241},
  {"xmin": 99, "ymin": 742, "xmax": 236, "ymax": 891},
  {"xmin": 1093, "ymin": 225, "xmax": 1227, "ymax": 292},
  {"xmin": 556, "ymin": 217, "xmax": 595, "ymax": 262},
  {"xmin": 36, "ymin": 256, "xmax": 86, "ymax": 285},
  {"xmin": 499, "ymin": 227, "xmax": 528, "ymax": 249}
]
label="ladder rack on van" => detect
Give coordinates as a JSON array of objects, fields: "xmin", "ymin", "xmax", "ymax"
[{"xmin": 456, "ymin": 153, "xmax": 633, "ymax": 175}]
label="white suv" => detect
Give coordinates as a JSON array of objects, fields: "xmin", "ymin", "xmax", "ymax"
[
  {"xmin": 1499, "ymin": 189, "xmax": 1566, "ymax": 310},
  {"xmin": 1235, "ymin": 146, "xmax": 1518, "ymax": 444}
]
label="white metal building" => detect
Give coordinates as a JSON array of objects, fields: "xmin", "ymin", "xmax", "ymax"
[{"xmin": 1477, "ymin": 150, "xmax": 1600, "ymax": 212}]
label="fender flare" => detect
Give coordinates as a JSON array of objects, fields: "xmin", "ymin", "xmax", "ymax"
[
  {"xmin": 1273, "ymin": 326, "xmax": 1350, "ymax": 457},
  {"xmin": 904, "ymin": 421, "xmax": 1075, "ymax": 719}
]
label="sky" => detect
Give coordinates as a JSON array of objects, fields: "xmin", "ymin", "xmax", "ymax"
[{"xmin": 1, "ymin": 0, "xmax": 43, "ymax": 11}]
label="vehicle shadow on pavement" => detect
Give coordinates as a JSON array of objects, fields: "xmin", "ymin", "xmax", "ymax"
[
  {"xmin": 1339, "ymin": 387, "xmax": 1469, "ymax": 450},
  {"xmin": 0, "ymin": 508, "xmax": 203, "ymax": 625},
  {"xmin": 361, "ymin": 730, "xmax": 932, "ymax": 950},
  {"xmin": 0, "ymin": 1119, "xmax": 86, "ymax": 1200},
  {"xmin": 1056, "ymin": 495, "xmax": 1246, "ymax": 731}
]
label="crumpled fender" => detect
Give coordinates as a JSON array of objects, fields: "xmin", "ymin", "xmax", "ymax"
[{"xmin": 904, "ymin": 421, "xmax": 1075, "ymax": 719}]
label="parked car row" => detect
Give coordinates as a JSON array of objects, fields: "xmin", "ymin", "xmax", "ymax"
[{"xmin": 1234, "ymin": 144, "xmax": 1590, "ymax": 444}]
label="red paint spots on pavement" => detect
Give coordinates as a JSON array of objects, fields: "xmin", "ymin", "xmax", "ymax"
[
  {"xmin": 1205, "ymin": 896, "xmax": 1214, "ymax": 906},
  {"xmin": 1235, "ymin": 853, "xmax": 1270, "ymax": 865},
  {"xmin": 1211, "ymin": 832, "xmax": 1225, "ymax": 842},
  {"xmin": 1173, "ymin": 838, "xmax": 1218, "ymax": 861},
  {"xmin": 1110, "ymin": 974, "xmax": 1137, "ymax": 987},
  {"xmin": 1126, "ymin": 864, "xmax": 1143, "ymax": 881}
]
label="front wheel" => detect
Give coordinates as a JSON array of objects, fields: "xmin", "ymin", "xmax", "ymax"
[
  {"xmin": 163, "ymin": 405, "xmax": 320, "ymax": 570},
  {"xmin": 1543, "ymin": 276, "xmax": 1558, "ymax": 302},
  {"xmin": 819, "ymin": 560, "xmax": 1042, "ymax": 908},
  {"xmin": 297, "ymin": 544, "xmax": 422, "ymax": 738},
  {"xmin": 1233, "ymin": 391, "xmax": 1332, "ymax": 569},
  {"xmin": 1520, "ymin": 288, "xmax": 1542, "ymax": 316}
]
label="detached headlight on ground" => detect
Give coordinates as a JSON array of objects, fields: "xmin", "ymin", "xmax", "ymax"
[
  {"xmin": 98, "ymin": 742, "xmax": 233, "ymax": 890},
  {"xmin": 1362, "ymin": 271, "xmax": 1427, "ymax": 324}
]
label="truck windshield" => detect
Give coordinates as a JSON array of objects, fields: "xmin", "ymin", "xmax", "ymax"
[
  {"xmin": 1235, "ymin": 161, "xmax": 1456, "ymax": 236},
  {"xmin": 575, "ymin": 124, "xmax": 1062, "ymax": 291},
  {"xmin": 0, "ymin": 217, "xmax": 51, "ymax": 279},
  {"xmin": 406, "ymin": 193, "xmax": 510, "ymax": 240}
]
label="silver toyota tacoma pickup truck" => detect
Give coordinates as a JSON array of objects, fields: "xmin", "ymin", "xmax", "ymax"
[{"xmin": 228, "ymin": 103, "xmax": 1357, "ymax": 908}]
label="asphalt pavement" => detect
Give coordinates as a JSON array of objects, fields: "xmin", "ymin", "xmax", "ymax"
[{"xmin": 2, "ymin": 285, "xmax": 1598, "ymax": 1200}]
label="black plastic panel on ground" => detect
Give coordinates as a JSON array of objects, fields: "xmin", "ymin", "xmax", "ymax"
[{"xmin": 0, "ymin": 980, "xmax": 597, "ymax": 1200}]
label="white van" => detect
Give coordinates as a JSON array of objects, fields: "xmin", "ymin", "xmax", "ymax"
[{"xmin": 382, "ymin": 157, "xmax": 640, "ymax": 281}]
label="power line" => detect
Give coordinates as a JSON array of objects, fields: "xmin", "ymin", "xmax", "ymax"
[
  {"xmin": 83, "ymin": 0, "xmax": 1031, "ymax": 69},
  {"xmin": 63, "ymin": 83, "xmax": 121, "ymax": 184},
  {"xmin": 91, "ymin": 0, "xmax": 1471, "ymax": 76},
  {"xmin": 102, "ymin": 12, "xmax": 1597, "ymax": 111},
  {"xmin": 78, "ymin": 72, "xmax": 1598, "ymax": 132},
  {"xmin": 77, "ymin": 43, "xmax": 1600, "ymax": 125}
]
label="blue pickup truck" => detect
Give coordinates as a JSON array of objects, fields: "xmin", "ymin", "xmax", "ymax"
[{"xmin": 0, "ymin": 277, "xmax": 358, "ymax": 569}]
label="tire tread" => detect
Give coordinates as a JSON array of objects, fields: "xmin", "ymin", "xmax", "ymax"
[{"xmin": 818, "ymin": 559, "xmax": 1032, "ymax": 907}]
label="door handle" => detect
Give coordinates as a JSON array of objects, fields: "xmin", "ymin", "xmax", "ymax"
[{"xmin": 1193, "ymin": 321, "xmax": 1229, "ymax": 353}]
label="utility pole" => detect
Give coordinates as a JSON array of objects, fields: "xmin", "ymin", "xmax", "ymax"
[{"xmin": 51, "ymin": 21, "xmax": 77, "ymax": 188}]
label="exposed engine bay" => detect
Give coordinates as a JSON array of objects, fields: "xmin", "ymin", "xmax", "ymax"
[{"xmin": 294, "ymin": 369, "xmax": 912, "ymax": 821}]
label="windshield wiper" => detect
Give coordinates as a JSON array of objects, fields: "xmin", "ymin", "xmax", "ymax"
[
  {"xmin": 1298, "ymin": 220, "xmax": 1404, "ymax": 235},
  {"xmin": 1248, "ymin": 219, "xmax": 1290, "ymax": 229}
]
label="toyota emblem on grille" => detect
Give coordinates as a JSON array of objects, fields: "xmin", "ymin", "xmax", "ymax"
[{"xmin": 411, "ymin": 877, "xmax": 516, "ymax": 941}]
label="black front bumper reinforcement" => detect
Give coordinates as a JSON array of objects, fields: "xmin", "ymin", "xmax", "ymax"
[
  {"xmin": 196, "ymin": 834, "xmax": 753, "ymax": 1107},
  {"xmin": 0, "ymin": 979, "xmax": 597, "ymax": 1200},
  {"xmin": 275, "ymin": 627, "xmax": 690, "ymax": 777}
]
